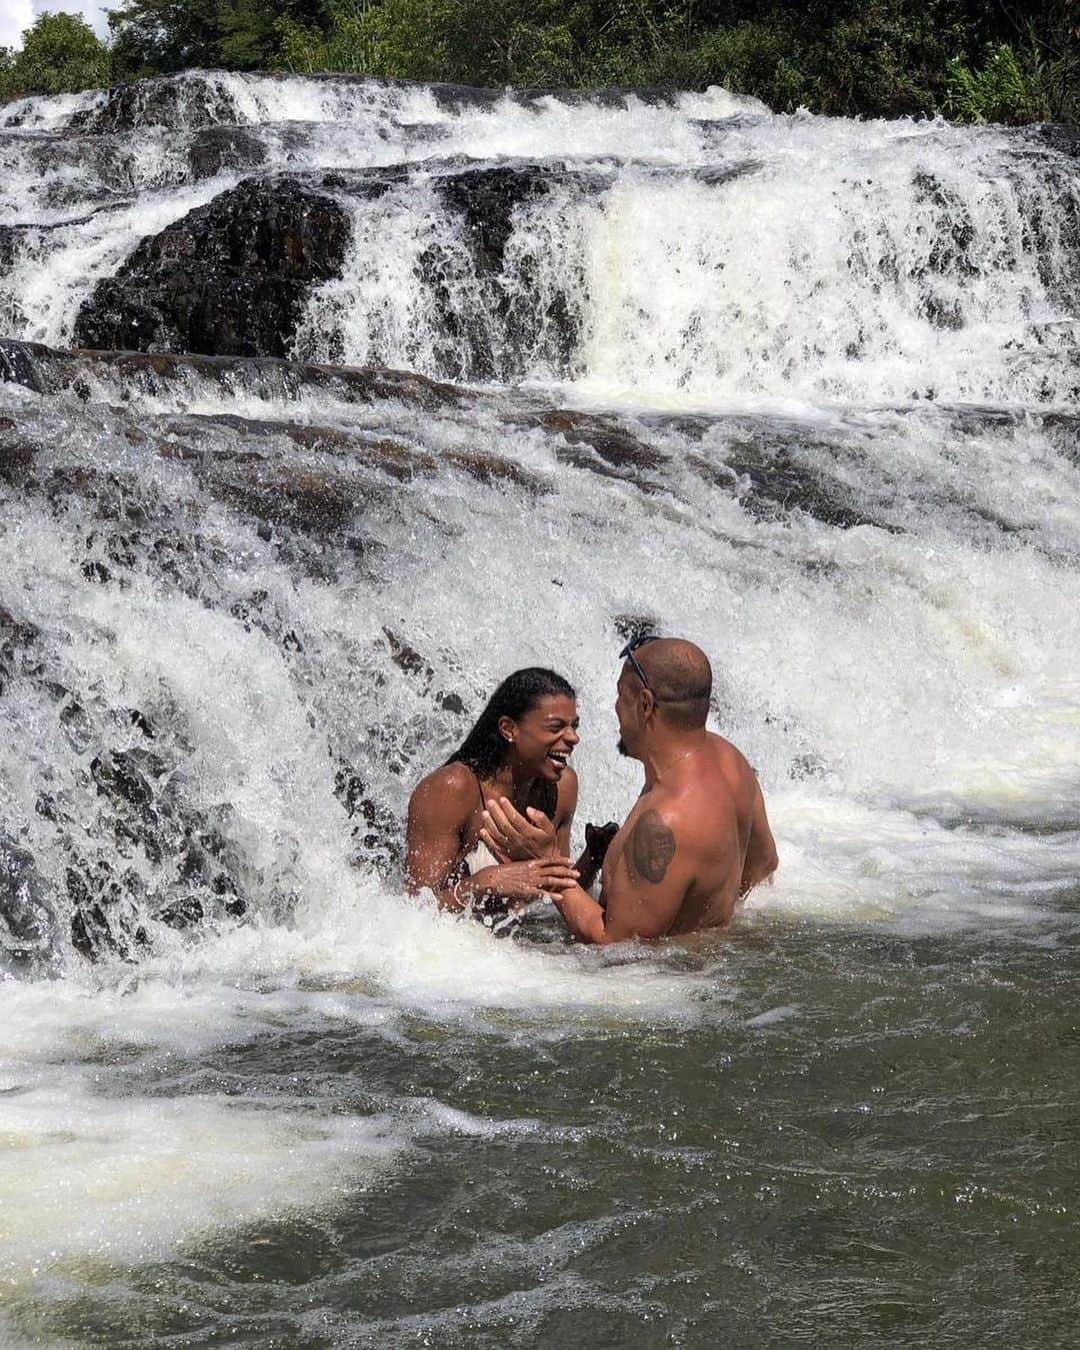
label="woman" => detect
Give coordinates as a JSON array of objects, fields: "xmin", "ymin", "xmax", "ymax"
[{"xmin": 406, "ymin": 668, "xmax": 604, "ymax": 931}]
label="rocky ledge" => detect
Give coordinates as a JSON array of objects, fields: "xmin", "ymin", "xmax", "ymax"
[{"xmin": 72, "ymin": 162, "xmax": 596, "ymax": 372}]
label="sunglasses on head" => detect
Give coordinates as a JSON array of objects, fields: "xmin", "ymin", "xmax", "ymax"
[{"xmin": 619, "ymin": 634, "xmax": 659, "ymax": 695}]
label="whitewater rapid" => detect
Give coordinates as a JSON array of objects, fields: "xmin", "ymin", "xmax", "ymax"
[{"xmin": 1, "ymin": 71, "xmax": 1078, "ymax": 1339}]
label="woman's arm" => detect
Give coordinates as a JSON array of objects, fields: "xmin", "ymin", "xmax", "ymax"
[
  {"xmin": 405, "ymin": 766, "xmax": 477, "ymax": 911},
  {"xmin": 406, "ymin": 767, "xmax": 580, "ymax": 910}
]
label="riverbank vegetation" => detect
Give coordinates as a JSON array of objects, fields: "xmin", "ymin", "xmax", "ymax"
[{"xmin": 2, "ymin": 0, "xmax": 1076, "ymax": 123}]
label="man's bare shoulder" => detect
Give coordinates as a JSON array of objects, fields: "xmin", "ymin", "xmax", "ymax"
[
  {"xmin": 630, "ymin": 782, "xmax": 712, "ymax": 853},
  {"xmin": 706, "ymin": 730, "xmax": 755, "ymax": 775}
]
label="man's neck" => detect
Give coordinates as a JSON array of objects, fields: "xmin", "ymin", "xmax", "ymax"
[{"xmin": 641, "ymin": 729, "xmax": 709, "ymax": 789}]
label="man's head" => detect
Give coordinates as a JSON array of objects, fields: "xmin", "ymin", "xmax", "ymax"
[{"xmin": 615, "ymin": 637, "xmax": 712, "ymax": 758}]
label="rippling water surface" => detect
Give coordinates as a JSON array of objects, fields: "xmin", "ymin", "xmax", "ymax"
[{"xmin": 0, "ymin": 71, "xmax": 1078, "ymax": 1347}]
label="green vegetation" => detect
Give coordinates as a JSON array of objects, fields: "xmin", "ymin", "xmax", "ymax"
[
  {"xmin": 0, "ymin": 11, "xmax": 110, "ymax": 99},
  {"xmin": 0, "ymin": 1, "xmax": 1075, "ymax": 122}
]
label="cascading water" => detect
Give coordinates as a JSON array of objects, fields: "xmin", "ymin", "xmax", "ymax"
[{"xmin": 1, "ymin": 70, "xmax": 1078, "ymax": 1349}]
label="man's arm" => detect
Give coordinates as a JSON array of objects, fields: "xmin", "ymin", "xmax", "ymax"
[
  {"xmin": 549, "ymin": 806, "xmax": 694, "ymax": 945},
  {"xmin": 740, "ymin": 777, "xmax": 778, "ymax": 896}
]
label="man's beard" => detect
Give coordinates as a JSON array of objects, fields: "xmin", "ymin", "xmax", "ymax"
[{"xmin": 616, "ymin": 736, "xmax": 630, "ymax": 757}]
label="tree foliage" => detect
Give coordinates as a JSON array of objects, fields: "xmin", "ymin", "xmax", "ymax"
[
  {"xmin": 0, "ymin": 0, "xmax": 1074, "ymax": 122},
  {"xmin": 0, "ymin": 11, "xmax": 111, "ymax": 100}
]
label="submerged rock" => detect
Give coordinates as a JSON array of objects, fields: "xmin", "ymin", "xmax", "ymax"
[
  {"xmin": 0, "ymin": 604, "xmax": 39, "ymax": 696},
  {"xmin": 0, "ymin": 832, "xmax": 57, "ymax": 974},
  {"xmin": 0, "ymin": 337, "xmax": 463, "ymax": 410}
]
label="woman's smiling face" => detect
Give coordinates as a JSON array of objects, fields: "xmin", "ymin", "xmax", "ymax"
[{"xmin": 500, "ymin": 694, "xmax": 580, "ymax": 780}]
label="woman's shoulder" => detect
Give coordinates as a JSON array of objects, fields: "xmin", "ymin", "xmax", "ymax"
[{"xmin": 409, "ymin": 761, "xmax": 480, "ymax": 812}]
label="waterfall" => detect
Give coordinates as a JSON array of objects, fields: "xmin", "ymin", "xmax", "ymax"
[{"xmin": 1, "ymin": 70, "xmax": 1078, "ymax": 1316}]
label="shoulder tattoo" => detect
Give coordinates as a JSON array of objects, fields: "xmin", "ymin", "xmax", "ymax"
[{"xmin": 627, "ymin": 809, "xmax": 676, "ymax": 884}]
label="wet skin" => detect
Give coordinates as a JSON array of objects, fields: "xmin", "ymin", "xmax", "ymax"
[{"xmin": 404, "ymin": 695, "xmax": 582, "ymax": 914}]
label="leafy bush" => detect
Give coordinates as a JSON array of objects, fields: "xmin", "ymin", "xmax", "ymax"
[
  {"xmin": 688, "ymin": 22, "xmax": 809, "ymax": 110},
  {"xmin": 2, "ymin": 0, "xmax": 1075, "ymax": 124},
  {"xmin": 109, "ymin": 0, "xmax": 321, "ymax": 79},
  {"xmin": 0, "ymin": 11, "xmax": 111, "ymax": 99},
  {"xmin": 946, "ymin": 42, "xmax": 1051, "ymax": 125}
]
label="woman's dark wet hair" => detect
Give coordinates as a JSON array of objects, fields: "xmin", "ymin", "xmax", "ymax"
[{"xmin": 447, "ymin": 668, "xmax": 576, "ymax": 779}]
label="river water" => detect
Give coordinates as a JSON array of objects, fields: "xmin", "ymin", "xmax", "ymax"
[{"xmin": 0, "ymin": 72, "xmax": 1078, "ymax": 1347}]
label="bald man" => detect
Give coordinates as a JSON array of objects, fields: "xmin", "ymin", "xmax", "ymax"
[{"xmin": 487, "ymin": 637, "xmax": 777, "ymax": 944}]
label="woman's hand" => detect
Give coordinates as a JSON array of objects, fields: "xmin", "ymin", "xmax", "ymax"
[
  {"xmin": 480, "ymin": 797, "xmax": 558, "ymax": 861},
  {"xmin": 469, "ymin": 856, "xmax": 580, "ymax": 901}
]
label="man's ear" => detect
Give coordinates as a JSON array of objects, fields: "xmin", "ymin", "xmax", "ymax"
[{"xmin": 497, "ymin": 714, "xmax": 516, "ymax": 743}]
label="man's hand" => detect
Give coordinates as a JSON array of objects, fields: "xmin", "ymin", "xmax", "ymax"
[{"xmin": 480, "ymin": 797, "xmax": 557, "ymax": 861}]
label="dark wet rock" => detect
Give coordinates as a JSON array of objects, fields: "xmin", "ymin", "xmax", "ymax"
[
  {"xmin": 436, "ymin": 164, "xmax": 559, "ymax": 272},
  {"xmin": 126, "ymin": 708, "xmax": 155, "ymax": 738},
  {"xmin": 59, "ymin": 698, "xmax": 95, "ymax": 753},
  {"xmin": 423, "ymin": 162, "xmax": 591, "ymax": 379},
  {"xmin": 157, "ymin": 894, "xmax": 204, "ymax": 928},
  {"xmin": 0, "ymin": 433, "xmax": 37, "ymax": 486},
  {"xmin": 175, "ymin": 815, "xmax": 247, "ymax": 919},
  {"xmin": 208, "ymin": 457, "xmax": 366, "ymax": 540},
  {"xmin": 689, "ymin": 160, "xmax": 762, "ymax": 187},
  {"xmin": 0, "ymin": 338, "xmax": 49, "ymax": 394},
  {"xmin": 91, "ymin": 749, "xmax": 158, "ymax": 811},
  {"xmin": 1034, "ymin": 125, "xmax": 1080, "ymax": 159},
  {"xmin": 380, "ymin": 627, "xmax": 470, "ymax": 722},
  {"xmin": 80, "ymin": 559, "xmax": 113, "ymax": 585},
  {"xmin": 187, "ymin": 126, "xmax": 268, "ymax": 179},
  {"xmin": 64, "ymin": 777, "xmax": 250, "ymax": 960},
  {"xmin": 0, "ymin": 604, "xmax": 38, "ymax": 696},
  {"xmin": 67, "ymin": 857, "xmax": 149, "ymax": 963},
  {"xmin": 443, "ymin": 447, "xmax": 546, "ymax": 492},
  {"xmin": 65, "ymin": 154, "xmax": 592, "ymax": 371},
  {"xmin": 74, "ymin": 177, "xmax": 353, "ymax": 358},
  {"xmin": 0, "ymin": 223, "xmax": 22, "ymax": 272},
  {"xmin": 70, "ymin": 74, "xmax": 242, "ymax": 135},
  {"xmin": 334, "ymin": 761, "xmax": 399, "ymax": 873},
  {"xmin": 0, "ymin": 832, "xmax": 57, "ymax": 973},
  {"xmin": 0, "ymin": 133, "xmax": 140, "ymax": 210},
  {"xmin": 790, "ymin": 751, "xmax": 827, "ymax": 781},
  {"xmin": 156, "ymin": 412, "xmax": 438, "ymax": 485},
  {"xmin": 59, "ymin": 71, "xmax": 681, "ymax": 137},
  {"xmin": 383, "ymin": 627, "xmax": 431, "ymax": 680}
]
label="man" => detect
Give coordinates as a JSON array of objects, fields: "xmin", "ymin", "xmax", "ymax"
[{"xmin": 481, "ymin": 637, "xmax": 778, "ymax": 944}]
